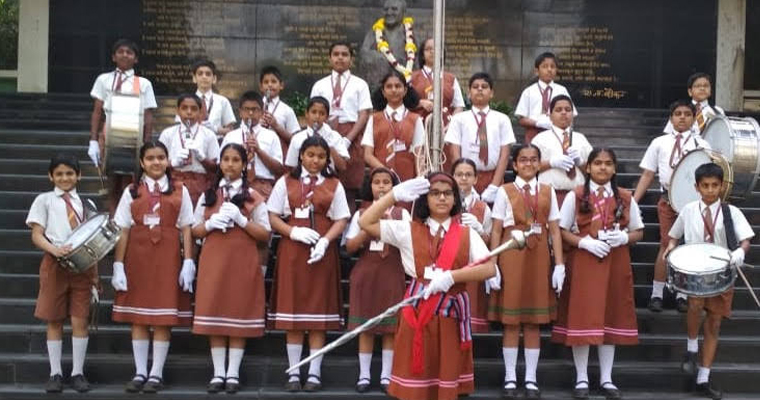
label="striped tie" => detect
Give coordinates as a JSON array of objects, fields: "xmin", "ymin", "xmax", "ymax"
[
  {"xmin": 695, "ymin": 103, "xmax": 707, "ymax": 132},
  {"xmin": 61, "ymin": 192, "xmax": 80, "ymax": 229}
]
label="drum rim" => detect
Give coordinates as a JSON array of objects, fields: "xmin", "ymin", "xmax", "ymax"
[
  {"xmin": 702, "ymin": 116, "xmax": 760, "ymax": 199},
  {"xmin": 667, "ymin": 243, "xmax": 731, "ymax": 275},
  {"xmin": 668, "ymin": 149, "xmax": 730, "ymax": 213},
  {"xmin": 61, "ymin": 213, "xmax": 110, "ymax": 247}
]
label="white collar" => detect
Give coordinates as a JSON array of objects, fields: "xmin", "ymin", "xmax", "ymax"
[
  {"xmin": 589, "ymin": 180, "xmax": 613, "ymax": 197},
  {"xmin": 195, "ymin": 89, "xmax": 213, "ymax": 98},
  {"xmin": 116, "ymin": 68, "xmax": 135, "ymax": 76},
  {"xmin": 426, "ymin": 217, "xmax": 452, "ymax": 235},
  {"xmin": 471, "ymin": 105, "xmax": 490, "ymax": 114},
  {"xmin": 332, "ymin": 69, "xmax": 351, "ymax": 80},
  {"xmin": 671, "ymin": 129, "xmax": 691, "ymax": 139},
  {"xmin": 551, "ymin": 124, "xmax": 571, "ymax": 135},
  {"xmin": 179, "ymin": 121, "xmax": 200, "ymax": 131},
  {"xmin": 300, "ymin": 168, "xmax": 325, "ymax": 184},
  {"xmin": 537, "ymin": 80, "xmax": 553, "ymax": 90},
  {"xmin": 384, "ymin": 104, "xmax": 407, "ymax": 120},
  {"xmin": 307, "ymin": 123, "xmax": 325, "ymax": 136},
  {"xmin": 142, "ymin": 175, "xmax": 169, "ymax": 192},
  {"xmin": 700, "ymin": 199, "xmax": 721, "ymax": 215},
  {"xmin": 461, "ymin": 188, "xmax": 480, "ymax": 207},
  {"xmin": 693, "ymin": 99, "xmax": 709, "ymax": 108},
  {"xmin": 242, "ymin": 120, "xmax": 260, "ymax": 133},
  {"xmin": 219, "ymin": 177, "xmax": 243, "ymax": 190},
  {"xmin": 423, "ymin": 65, "xmax": 433, "ymax": 74},
  {"xmin": 267, "ymin": 95, "xmax": 280, "ymax": 104},
  {"xmin": 514, "ymin": 176, "xmax": 538, "ymax": 192},
  {"xmin": 54, "ymin": 187, "xmax": 80, "ymax": 199}
]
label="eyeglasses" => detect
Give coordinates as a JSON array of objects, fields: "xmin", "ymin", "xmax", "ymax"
[
  {"xmin": 454, "ymin": 172, "xmax": 475, "ymax": 179},
  {"xmin": 428, "ymin": 189, "xmax": 455, "ymax": 198}
]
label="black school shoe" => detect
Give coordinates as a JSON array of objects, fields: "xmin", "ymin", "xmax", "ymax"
[
  {"xmin": 600, "ymin": 383, "xmax": 622, "ymax": 399},
  {"xmin": 302, "ymin": 374, "xmax": 322, "ymax": 392},
  {"xmin": 225, "ymin": 377, "xmax": 241, "ymax": 394},
  {"xmin": 648, "ymin": 297, "xmax": 663, "ymax": 312},
  {"xmin": 524, "ymin": 381, "xmax": 541, "ymax": 399},
  {"xmin": 676, "ymin": 297, "xmax": 689, "ymax": 313},
  {"xmin": 45, "ymin": 374, "xmax": 63, "ymax": 393},
  {"xmin": 70, "ymin": 374, "xmax": 91, "ymax": 393},
  {"xmin": 284, "ymin": 375, "xmax": 301, "ymax": 392},
  {"xmin": 355, "ymin": 377, "xmax": 371, "ymax": 393},
  {"xmin": 124, "ymin": 374, "xmax": 147, "ymax": 393},
  {"xmin": 681, "ymin": 351, "xmax": 698, "ymax": 374},
  {"xmin": 696, "ymin": 381, "xmax": 723, "ymax": 400},
  {"xmin": 572, "ymin": 381, "xmax": 589, "ymax": 399},
  {"xmin": 142, "ymin": 376, "xmax": 164, "ymax": 393},
  {"xmin": 207, "ymin": 376, "xmax": 225, "ymax": 393},
  {"xmin": 502, "ymin": 380, "xmax": 518, "ymax": 399}
]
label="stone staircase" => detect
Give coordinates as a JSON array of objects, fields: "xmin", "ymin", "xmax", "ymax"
[{"xmin": 1, "ymin": 93, "xmax": 759, "ymax": 399}]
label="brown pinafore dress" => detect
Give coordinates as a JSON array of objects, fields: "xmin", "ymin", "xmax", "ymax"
[{"xmin": 371, "ymin": 111, "xmax": 419, "ymax": 182}]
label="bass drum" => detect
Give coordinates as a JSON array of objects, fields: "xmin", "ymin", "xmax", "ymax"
[
  {"xmin": 669, "ymin": 149, "xmax": 733, "ymax": 213},
  {"xmin": 701, "ymin": 116, "xmax": 760, "ymax": 201}
]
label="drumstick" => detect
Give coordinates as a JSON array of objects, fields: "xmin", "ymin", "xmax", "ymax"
[
  {"xmin": 736, "ymin": 265, "xmax": 760, "ymax": 310},
  {"xmin": 95, "ymin": 164, "xmax": 108, "ymax": 195},
  {"xmin": 710, "ymin": 255, "xmax": 757, "ymax": 269}
]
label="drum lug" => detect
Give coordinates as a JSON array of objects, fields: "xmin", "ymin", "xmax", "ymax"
[{"xmin": 84, "ymin": 245, "xmax": 97, "ymax": 259}]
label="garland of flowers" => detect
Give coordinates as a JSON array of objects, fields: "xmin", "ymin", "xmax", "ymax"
[{"xmin": 373, "ymin": 17, "xmax": 416, "ymax": 81}]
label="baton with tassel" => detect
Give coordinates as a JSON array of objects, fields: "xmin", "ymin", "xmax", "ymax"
[{"xmin": 285, "ymin": 228, "xmax": 535, "ymax": 374}]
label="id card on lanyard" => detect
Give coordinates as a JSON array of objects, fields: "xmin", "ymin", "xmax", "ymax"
[{"xmin": 516, "ymin": 182, "xmax": 542, "ymax": 234}]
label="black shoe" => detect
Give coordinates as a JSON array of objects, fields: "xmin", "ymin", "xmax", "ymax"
[
  {"xmin": 681, "ymin": 351, "xmax": 698, "ymax": 374},
  {"xmin": 572, "ymin": 381, "xmax": 589, "ymax": 399},
  {"xmin": 502, "ymin": 380, "xmax": 518, "ymax": 399},
  {"xmin": 45, "ymin": 374, "xmax": 63, "ymax": 393},
  {"xmin": 142, "ymin": 376, "xmax": 164, "ymax": 393},
  {"xmin": 70, "ymin": 374, "xmax": 91, "ymax": 393},
  {"xmin": 207, "ymin": 376, "xmax": 225, "ymax": 393},
  {"xmin": 696, "ymin": 381, "xmax": 722, "ymax": 399},
  {"xmin": 302, "ymin": 374, "xmax": 322, "ymax": 392},
  {"xmin": 225, "ymin": 377, "xmax": 240, "ymax": 394},
  {"xmin": 648, "ymin": 297, "xmax": 663, "ymax": 312},
  {"xmin": 355, "ymin": 377, "xmax": 371, "ymax": 393},
  {"xmin": 600, "ymin": 382, "xmax": 622, "ymax": 399},
  {"xmin": 124, "ymin": 374, "xmax": 147, "ymax": 393},
  {"xmin": 676, "ymin": 297, "xmax": 689, "ymax": 313},
  {"xmin": 525, "ymin": 381, "xmax": 541, "ymax": 399},
  {"xmin": 380, "ymin": 377, "xmax": 390, "ymax": 393},
  {"xmin": 284, "ymin": 375, "xmax": 301, "ymax": 392}
]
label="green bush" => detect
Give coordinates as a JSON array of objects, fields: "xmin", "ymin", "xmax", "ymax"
[{"xmin": 0, "ymin": 0, "xmax": 19, "ymax": 70}]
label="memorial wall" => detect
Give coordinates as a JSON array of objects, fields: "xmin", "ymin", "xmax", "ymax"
[{"xmin": 49, "ymin": 0, "xmax": 718, "ymax": 109}]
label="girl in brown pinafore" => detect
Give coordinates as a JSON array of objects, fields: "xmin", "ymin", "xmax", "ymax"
[
  {"xmin": 488, "ymin": 144, "xmax": 565, "ymax": 399},
  {"xmin": 345, "ymin": 167, "xmax": 410, "ymax": 393},
  {"xmin": 191, "ymin": 143, "xmax": 271, "ymax": 394},
  {"xmin": 111, "ymin": 141, "xmax": 196, "ymax": 393},
  {"xmin": 267, "ymin": 135, "xmax": 351, "ymax": 392}
]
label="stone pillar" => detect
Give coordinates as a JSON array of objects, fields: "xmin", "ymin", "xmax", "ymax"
[
  {"xmin": 716, "ymin": 0, "xmax": 746, "ymax": 111},
  {"xmin": 17, "ymin": 0, "xmax": 49, "ymax": 93}
]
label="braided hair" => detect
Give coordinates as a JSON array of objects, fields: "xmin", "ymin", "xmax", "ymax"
[
  {"xmin": 130, "ymin": 141, "xmax": 175, "ymax": 199},
  {"xmin": 204, "ymin": 143, "xmax": 251, "ymax": 208},
  {"xmin": 579, "ymin": 148, "xmax": 622, "ymax": 224}
]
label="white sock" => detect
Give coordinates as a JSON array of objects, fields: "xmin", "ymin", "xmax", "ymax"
[
  {"xmin": 687, "ymin": 338, "xmax": 699, "ymax": 353},
  {"xmin": 524, "ymin": 348, "xmax": 540, "ymax": 385},
  {"xmin": 71, "ymin": 336, "xmax": 88, "ymax": 376},
  {"xmin": 286, "ymin": 344, "xmax": 302, "ymax": 381},
  {"xmin": 307, "ymin": 348, "xmax": 323, "ymax": 383},
  {"xmin": 502, "ymin": 347, "xmax": 518, "ymax": 386},
  {"xmin": 132, "ymin": 339, "xmax": 149, "ymax": 377},
  {"xmin": 227, "ymin": 348, "xmax": 244, "ymax": 379},
  {"xmin": 148, "ymin": 340, "xmax": 170, "ymax": 379},
  {"xmin": 651, "ymin": 281, "xmax": 665, "ymax": 298},
  {"xmin": 381, "ymin": 349, "xmax": 394, "ymax": 381},
  {"xmin": 211, "ymin": 347, "xmax": 226, "ymax": 379},
  {"xmin": 598, "ymin": 344, "xmax": 615, "ymax": 386},
  {"xmin": 47, "ymin": 340, "xmax": 63, "ymax": 376},
  {"xmin": 572, "ymin": 345, "xmax": 589, "ymax": 387},
  {"xmin": 697, "ymin": 367, "xmax": 710, "ymax": 384},
  {"xmin": 676, "ymin": 292, "xmax": 688, "ymax": 300},
  {"xmin": 358, "ymin": 352, "xmax": 372, "ymax": 381}
]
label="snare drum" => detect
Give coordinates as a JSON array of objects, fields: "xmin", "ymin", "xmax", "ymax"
[
  {"xmin": 668, "ymin": 149, "xmax": 733, "ymax": 213},
  {"xmin": 701, "ymin": 116, "xmax": 760, "ymax": 201},
  {"xmin": 58, "ymin": 214, "xmax": 122, "ymax": 273},
  {"xmin": 667, "ymin": 243, "xmax": 735, "ymax": 297},
  {"xmin": 104, "ymin": 92, "xmax": 144, "ymax": 175}
]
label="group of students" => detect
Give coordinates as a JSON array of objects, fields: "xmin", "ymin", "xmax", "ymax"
[{"xmin": 25, "ymin": 36, "xmax": 751, "ymax": 400}]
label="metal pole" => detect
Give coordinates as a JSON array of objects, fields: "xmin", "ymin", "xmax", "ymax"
[{"xmin": 430, "ymin": 0, "xmax": 444, "ymax": 171}]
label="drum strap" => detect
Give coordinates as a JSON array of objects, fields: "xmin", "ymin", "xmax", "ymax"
[{"xmin": 722, "ymin": 203, "xmax": 738, "ymax": 250}]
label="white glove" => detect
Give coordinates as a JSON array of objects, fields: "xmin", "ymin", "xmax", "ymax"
[
  {"xmin": 480, "ymin": 184, "xmax": 499, "ymax": 203},
  {"xmin": 340, "ymin": 136, "xmax": 352, "ymax": 150},
  {"xmin": 171, "ymin": 148, "xmax": 191, "ymax": 167},
  {"xmin": 307, "ymin": 237, "xmax": 330, "ymax": 264},
  {"xmin": 188, "ymin": 140, "xmax": 206, "ymax": 161},
  {"xmin": 219, "ymin": 202, "xmax": 248, "ymax": 227},
  {"xmin": 88, "ymin": 140, "xmax": 100, "ymax": 166},
  {"xmin": 567, "ymin": 147, "xmax": 582, "ymax": 165},
  {"xmin": 535, "ymin": 114, "xmax": 552, "ymax": 130},
  {"xmin": 485, "ymin": 265, "xmax": 501, "ymax": 294},
  {"xmin": 730, "ymin": 248, "xmax": 745, "ymax": 268},
  {"xmin": 178, "ymin": 259, "xmax": 196, "ymax": 293},
  {"xmin": 392, "ymin": 177, "xmax": 430, "ymax": 202},
  {"xmin": 204, "ymin": 213, "xmax": 230, "ymax": 232},
  {"xmin": 550, "ymin": 154, "xmax": 575, "ymax": 172},
  {"xmin": 604, "ymin": 230, "xmax": 629, "ymax": 248},
  {"xmin": 552, "ymin": 264, "xmax": 566, "ymax": 295},
  {"xmin": 111, "ymin": 262, "xmax": 128, "ymax": 292},
  {"xmin": 461, "ymin": 213, "xmax": 484, "ymax": 235},
  {"xmin": 423, "ymin": 270, "xmax": 455, "ymax": 299},
  {"xmin": 578, "ymin": 235, "xmax": 611, "ymax": 258},
  {"xmin": 290, "ymin": 226, "xmax": 321, "ymax": 245}
]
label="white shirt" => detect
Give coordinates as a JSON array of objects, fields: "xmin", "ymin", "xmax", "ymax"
[
  {"xmin": 379, "ymin": 217, "xmax": 492, "ymax": 278},
  {"xmin": 361, "ymin": 105, "xmax": 425, "ymax": 150},
  {"xmin": 26, "ymin": 188, "xmax": 90, "ymax": 247},
  {"xmin": 113, "ymin": 175, "xmax": 195, "ymax": 229},
  {"xmin": 285, "ymin": 124, "xmax": 350, "ymax": 169},
  {"xmin": 90, "ymin": 69, "xmax": 158, "ymax": 110},
  {"xmin": 558, "ymin": 181, "xmax": 644, "ymax": 231},
  {"xmin": 461, "ymin": 188, "xmax": 493, "ymax": 234},
  {"xmin": 265, "ymin": 96, "xmax": 301, "ymax": 135},
  {"xmin": 266, "ymin": 171, "xmax": 351, "ymax": 221},
  {"xmin": 663, "ymin": 99, "xmax": 726, "ymax": 134},
  {"xmin": 514, "ymin": 80, "xmax": 577, "ymax": 118},
  {"xmin": 158, "ymin": 123, "xmax": 221, "ymax": 174},
  {"xmin": 444, "ymin": 106, "xmax": 516, "ymax": 171},
  {"xmin": 532, "ymin": 126, "xmax": 593, "ymax": 191},
  {"xmin": 639, "ymin": 131, "xmax": 711, "ymax": 190},
  {"xmin": 492, "ymin": 177, "xmax": 560, "ymax": 228},
  {"xmin": 220, "ymin": 124, "xmax": 283, "ymax": 180},
  {"xmin": 421, "ymin": 66, "xmax": 466, "ymax": 108},
  {"xmin": 310, "ymin": 70, "xmax": 373, "ymax": 123},
  {"xmin": 343, "ymin": 206, "xmax": 412, "ymax": 246},
  {"xmin": 669, "ymin": 200, "xmax": 754, "ymax": 248},
  {"xmin": 192, "ymin": 179, "xmax": 271, "ymax": 231}
]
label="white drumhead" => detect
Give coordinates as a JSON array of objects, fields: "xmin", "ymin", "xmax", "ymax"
[
  {"xmin": 702, "ymin": 116, "xmax": 734, "ymax": 159},
  {"xmin": 63, "ymin": 214, "xmax": 107, "ymax": 247},
  {"xmin": 668, "ymin": 243, "xmax": 730, "ymax": 274},
  {"xmin": 670, "ymin": 150, "xmax": 712, "ymax": 212}
]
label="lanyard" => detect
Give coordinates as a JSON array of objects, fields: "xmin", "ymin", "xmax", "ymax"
[
  {"xmin": 471, "ymin": 109, "xmax": 488, "ymax": 144},
  {"xmin": 266, "ymin": 98, "xmax": 280, "ymax": 115},
  {"xmin": 300, "ymin": 175, "xmax": 318, "ymax": 206},
  {"xmin": 202, "ymin": 94, "xmax": 214, "ymax": 119},
  {"xmin": 177, "ymin": 123, "xmax": 200, "ymax": 148},
  {"xmin": 111, "ymin": 70, "xmax": 129, "ymax": 92},
  {"xmin": 515, "ymin": 182, "xmax": 539, "ymax": 221},
  {"xmin": 61, "ymin": 193, "xmax": 84, "ymax": 224},
  {"xmin": 701, "ymin": 204, "xmax": 721, "ymax": 241},
  {"xmin": 384, "ymin": 109, "xmax": 407, "ymax": 139},
  {"xmin": 330, "ymin": 73, "xmax": 351, "ymax": 107},
  {"xmin": 591, "ymin": 190, "xmax": 613, "ymax": 230},
  {"xmin": 427, "ymin": 224, "xmax": 446, "ymax": 263}
]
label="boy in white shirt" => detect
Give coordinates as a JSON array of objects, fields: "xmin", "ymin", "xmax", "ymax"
[
  {"xmin": 663, "ymin": 72, "xmax": 725, "ymax": 135},
  {"xmin": 189, "ymin": 60, "xmax": 236, "ymax": 139},
  {"xmin": 286, "ymin": 97, "xmax": 350, "ymax": 175},
  {"xmin": 259, "ymin": 66, "xmax": 301, "ymax": 156}
]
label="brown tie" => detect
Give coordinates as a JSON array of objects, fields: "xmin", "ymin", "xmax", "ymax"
[
  {"xmin": 695, "ymin": 103, "xmax": 706, "ymax": 132},
  {"xmin": 332, "ymin": 73, "xmax": 343, "ymax": 109},
  {"xmin": 61, "ymin": 192, "xmax": 80, "ymax": 229},
  {"xmin": 523, "ymin": 184, "xmax": 534, "ymax": 221},
  {"xmin": 562, "ymin": 131, "xmax": 576, "ymax": 179},
  {"xmin": 431, "ymin": 225, "xmax": 444, "ymax": 258},
  {"xmin": 114, "ymin": 71, "xmax": 125, "ymax": 92},
  {"xmin": 201, "ymin": 94, "xmax": 209, "ymax": 121},
  {"xmin": 668, "ymin": 133, "xmax": 683, "ymax": 168},
  {"xmin": 703, "ymin": 206, "xmax": 714, "ymax": 243},
  {"xmin": 541, "ymin": 85, "xmax": 552, "ymax": 114},
  {"xmin": 478, "ymin": 111, "xmax": 488, "ymax": 164},
  {"xmin": 148, "ymin": 182, "xmax": 162, "ymax": 244}
]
